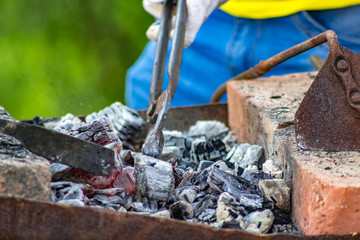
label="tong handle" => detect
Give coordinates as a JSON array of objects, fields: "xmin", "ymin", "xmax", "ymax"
[{"xmin": 147, "ymin": 0, "xmax": 174, "ymax": 118}]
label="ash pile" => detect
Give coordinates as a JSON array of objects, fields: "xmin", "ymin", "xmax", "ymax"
[{"xmin": 35, "ymin": 102, "xmax": 300, "ymax": 234}]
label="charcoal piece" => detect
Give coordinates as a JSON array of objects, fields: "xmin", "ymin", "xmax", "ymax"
[
  {"xmin": 0, "ymin": 132, "xmax": 26, "ymax": 158},
  {"xmin": 53, "ymin": 183, "xmax": 93, "ymax": 202},
  {"xmin": 112, "ymin": 166, "xmax": 136, "ymax": 196},
  {"xmin": 237, "ymin": 193, "xmax": 264, "ymax": 210},
  {"xmin": 218, "ymin": 188, "xmax": 264, "ymax": 213},
  {"xmin": 170, "ymin": 201, "xmax": 194, "ymax": 220},
  {"xmin": 134, "ymin": 154, "xmax": 174, "ymax": 201},
  {"xmin": 94, "ymin": 188, "xmax": 125, "ymax": 196},
  {"xmin": 163, "ymin": 130, "xmax": 184, "ymax": 144},
  {"xmin": 151, "ymin": 210, "xmax": 171, "ymax": 219},
  {"xmin": 120, "ymin": 150, "xmax": 135, "ymax": 166},
  {"xmin": 130, "ymin": 198, "xmax": 158, "ymax": 213},
  {"xmin": 243, "ymin": 209, "xmax": 274, "ymax": 234},
  {"xmin": 207, "ymin": 167, "xmax": 257, "ymax": 197},
  {"xmin": 71, "ymin": 116, "xmax": 122, "ymax": 157},
  {"xmin": 57, "ymin": 199, "xmax": 85, "ymax": 207},
  {"xmin": 90, "ymin": 194, "xmax": 126, "ymax": 206},
  {"xmin": 62, "ymin": 185, "xmax": 85, "ymax": 201},
  {"xmin": 193, "ymin": 195, "xmax": 215, "ymax": 218},
  {"xmin": 241, "ymin": 165, "xmax": 259, "ymax": 178},
  {"xmin": 52, "ymin": 113, "xmax": 83, "ymax": 134},
  {"xmin": 191, "ymin": 167, "xmax": 212, "ymax": 190},
  {"xmin": 213, "ymin": 161, "xmax": 234, "ymax": 175},
  {"xmin": 226, "ymin": 144, "xmax": 264, "ymax": 174},
  {"xmin": 217, "ymin": 192, "xmax": 248, "ymax": 216},
  {"xmin": 259, "ymin": 179, "xmax": 291, "ymax": 212},
  {"xmin": 177, "ymin": 171, "xmax": 194, "ymax": 188},
  {"xmin": 51, "ymin": 163, "xmax": 136, "ymax": 196},
  {"xmin": 85, "ymin": 102, "xmax": 145, "ymax": 144},
  {"xmin": 51, "ymin": 164, "xmax": 115, "ymax": 188},
  {"xmin": 163, "ymin": 130, "xmax": 187, "ymax": 157},
  {"xmin": 221, "ymin": 220, "xmax": 243, "ymax": 229},
  {"xmin": 271, "ymin": 223, "xmax": 303, "ymax": 234},
  {"xmin": 190, "ymin": 137, "xmax": 226, "ymax": 162},
  {"xmin": 0, "ymin": 107, "xmax": 15, "ymax": 121},
  {"xmin": 241, "ymin": 168, "xmax": 273, "ymax": 193},
  {"xmin": 51, "ymin": 163, "xmax": 72, "ymax": 180},
  {"xmin": 216, "ymin": 201, "xmax": 245, "ymax": 228},
  {"xmin": 197, "ymin": 208, "xmax": 216, "ymax": 221},
  {"xmin": 272, "ymin": 209, "xmax": 292, "ymax": 225},
  {"xmin": 173, "ymin": 168, "xmax": 183, "ymax": 188},
  {"xmin": 172, "ymin": 157, "xmax": 197, "ymax": 172},
  {"xmin": 23, "ymin": 115, "xmax": 46, "ymax": 127},
  {"xmin": 56, "ymin": 186, "xmax": 72, "ymax": 199},
  {"xmin": 198, "ymin": 160, "xmax": 214, "ymax": 171},
  {"xmin": 175, "ymin": 186, "xmax": 199, "ymax": 203}
]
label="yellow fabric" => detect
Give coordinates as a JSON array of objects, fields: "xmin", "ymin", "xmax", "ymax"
[{"xmin": 220, "ymin": 0, "xmax": 360, "ymax": 19}]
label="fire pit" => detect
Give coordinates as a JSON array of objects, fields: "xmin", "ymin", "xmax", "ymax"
[{"xmin": 0, "ymin": 101, "xmax": 357, "ymax": 239}]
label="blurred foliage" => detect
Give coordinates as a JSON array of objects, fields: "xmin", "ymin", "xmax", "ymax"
[{"xmin": 0, "ymin": 0, "xmax": 153, "ymax": 119}]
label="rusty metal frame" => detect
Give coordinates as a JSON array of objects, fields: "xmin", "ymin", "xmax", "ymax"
[
  {"xmin": 0, "ymin": 195, "xmax": 357, "ymax": 240},
  {"xmin": 211, "ymin": 30, "xmax": 339, "ymax": 103}
]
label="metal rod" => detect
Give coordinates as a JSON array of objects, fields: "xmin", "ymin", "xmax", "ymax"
[
  {"xmin": 147, "ymin": 0, "xmax": 173, "ymax": 117},
  {"xmin": 211, "ymin": 30, "xmax": 337, "ymax": 103}
]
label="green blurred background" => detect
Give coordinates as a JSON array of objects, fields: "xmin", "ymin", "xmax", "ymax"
[{"xmin": 0, "ymin": 0, "xmax": 153, "ymax": 119}]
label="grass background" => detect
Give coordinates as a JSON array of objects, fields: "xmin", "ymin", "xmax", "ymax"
[{"xmin": 0, "ymin": 0, "xmax": 153, "ymax": 119}]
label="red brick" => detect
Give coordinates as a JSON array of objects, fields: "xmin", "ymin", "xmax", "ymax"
[{"xmin": 227, "ymin": 72, "xmax": 360, "ymax": 234}]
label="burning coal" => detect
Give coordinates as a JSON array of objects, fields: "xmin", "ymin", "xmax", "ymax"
[{"xmin": 2, "ymin": 102, "xmax": 301, "ymax": 234}]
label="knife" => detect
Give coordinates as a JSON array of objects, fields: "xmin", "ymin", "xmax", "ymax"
[{"xmin": 0, "ymin": 119, "xmax": 115, "ymax": 176}]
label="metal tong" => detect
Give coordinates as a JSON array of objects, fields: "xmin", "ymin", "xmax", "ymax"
[{"xmin": 142, "ymin": 0, "xmax": 187, "ymax": 158}]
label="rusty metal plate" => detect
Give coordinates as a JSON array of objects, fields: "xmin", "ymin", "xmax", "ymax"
[
  {"xmin": 138, "ymin": 102, "xmax": 228, "ymax": 133},
  {"xmin": 295, "ymin": 46, "xmax": 360, "ymax": 151},
  {"xmin": 0, "ymin": 195, "xmax": 357, "ymax": 240}
]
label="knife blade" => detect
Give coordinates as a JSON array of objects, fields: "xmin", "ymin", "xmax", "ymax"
[{"xmin": 0, "ymin": 119, "xmax": 115, "ymax": 176}]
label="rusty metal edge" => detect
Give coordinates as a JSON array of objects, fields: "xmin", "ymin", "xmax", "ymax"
[
  {"xmin": 138, "ymin": 103, "xmax": 229, "ymax": 131},
  {"xmin": 0, "ymin": 195, "xmax": 357, "ymax": 240}
]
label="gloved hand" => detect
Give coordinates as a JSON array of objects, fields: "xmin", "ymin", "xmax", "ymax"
[{"xmin": 143, "ymin": 0, "xmax": 229, "ymax": 48}]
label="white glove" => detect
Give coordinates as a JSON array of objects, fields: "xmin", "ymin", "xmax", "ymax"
[{"xmin": 143, "ymin": 0, "xmax": 229, "ymax": 48}]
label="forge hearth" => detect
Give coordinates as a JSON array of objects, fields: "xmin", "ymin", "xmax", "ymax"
[{"xmin": 1, "ymin": 71, "xmax": 360, "ymax": 239}]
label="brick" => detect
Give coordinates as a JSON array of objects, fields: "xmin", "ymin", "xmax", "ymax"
[
  {"xmin": 227, "ymin": 72, "xmax": 360, "ymax": 234},
  {"xmin": 0, "ymin": 133, "xmax": 51, "ymax": 201},
  {"xmin": 227, "ymin": 72, "xmax": 315, "ymax": 158}
]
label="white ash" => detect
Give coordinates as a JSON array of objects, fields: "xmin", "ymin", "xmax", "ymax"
[
  {"xmin": 52, "ymin": 113, "xmax": 84, "ymax": 134},
  {"xmin": 188, "ymin": 120, "xmax": 229, "ymax": 139}
]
